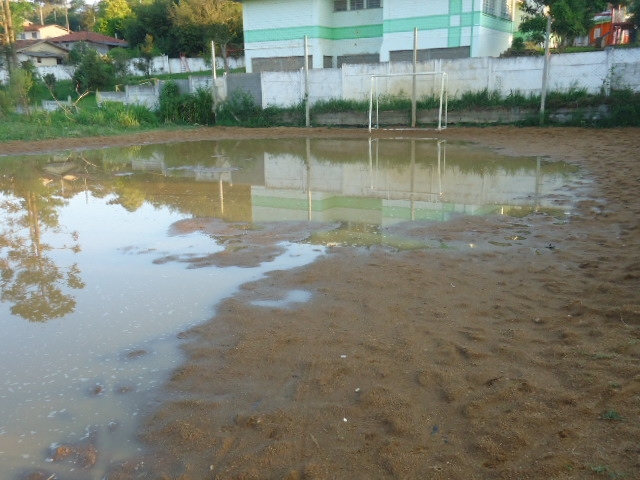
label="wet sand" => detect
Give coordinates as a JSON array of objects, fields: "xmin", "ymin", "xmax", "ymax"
[{"xmin": 6, "ymin": 127, "xmax": 640, "ymax": 479}]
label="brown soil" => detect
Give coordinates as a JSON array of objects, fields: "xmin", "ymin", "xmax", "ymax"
[{"xmin": 6, "ymin": 127, "xmax": 640, "ymax": 479}]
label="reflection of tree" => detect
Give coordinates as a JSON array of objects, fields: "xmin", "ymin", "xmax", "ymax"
[
  {"xmin": 0, "ymin": 180, "xmax": 84, "ymax": 322},
  {"xmin": 108, "ymin": 178, "xmax": 146, "ymax": 212}
]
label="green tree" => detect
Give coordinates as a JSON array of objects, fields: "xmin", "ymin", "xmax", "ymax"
[
  {"xmin": 134, "ymin": 34, "xmax": 158, "ymax": 77},
  {"xmin": 0, "ymin": 66, "xmax": 33, "ymax": 115},
  {"xmin": 124, "ymin": 0, "xmax": 179, "ymax": 56},
  {"xmin": 72, "ymin": 47, "xmax": 115, "ymax": 91},
  {"xmin": 68, "ymin": 41, "xmax": 90, "ymax": 65},
  {"xmin": 108, "ymin": 46, "xmax": 132, "ymax": 82},
  {"xmin": 171, "ymin": 0, "xmax": 242, "ymax": 70},
  {"xmin": 629, "ymin": 0, "xmax": 640, "ymax": 32},
  {"xmin": 2, "ymin": 0, "xmax": 33, "ymax": 70},
  {"xmin": 518, "ymin": 0, "xmax": 608, "ymax": 49},
  {"xmin": 96, "ymin": 0, "xmax": 133, "ymax": 39}
]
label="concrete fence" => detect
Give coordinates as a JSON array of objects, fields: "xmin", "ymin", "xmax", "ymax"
[
  {"xmin": 259, "ymin": 47, "xmax": 640, "ymax": 108},
  {"xmin": 0, "ymin": 54, "xmax": 245, "ymax": 84},
  {"xmin": 4, "ymin": 47, "xmax": 638, "ymax": 113}
]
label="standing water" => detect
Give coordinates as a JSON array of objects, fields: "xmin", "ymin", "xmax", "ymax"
[{"xmin": 0, "ymin": 137, "xmax": 582, "ymax": 479}]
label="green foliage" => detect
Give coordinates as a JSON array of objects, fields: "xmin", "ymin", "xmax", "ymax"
[
  {"xmin": 597, "ymin": 89, "xmax": 640, "ymax": 127},
  {"xmin": 96, "ymin": 0, "xmax": 133, "ymax": 39},
  {"xmin": 72, "ymin": 49, "xmax": 116, "ymax": 92},
  {"xmin": 0, "ymin": 99, "xmax": 162, "ymax": 142},
  {"xmin": 3, "ymin": 68, "xmax": 34, "ymax": 115},
  {"xmin": 215, "ymin": 90, "xmax": 263, "ymax": 126},
  {"xmin": 43, "ymin": 74, "xmax": 56, "ymax": 90},
  {"xmin": 124, "ymin": 0, "xmax": 180, "ymax": 56},
  {"xmin": 452, "ymin": 88, "xmax": 503, "ymax": 109},
  {"xmin": 171, "ymin": 0, "xmax": 243, "ymax": 57},
  {"xmin": 108, "ymin": 47, "xmax": 133, "ymax": 81},
  {"xmin": 68, "ymin": 42, "xmax": 90, "ymax": 65},
  {"xmin": 215, "ymin": 90, "xmax": 302, "ymax": 127},
  {"xmin": 157, "ymin": 81, "xmax": 182, "ymax": 123},
  {"xmin": 312, "ymin": 98, "xmax": 370, "ymax": 113},
  {"xmin": 517, "ymin": 0, "xmax": 608, "ymax": 49},
  {"xmin": 180, "ymin": 88, "xmax": 215, "ymax": 124},
  {"xmin": 78, "ymin": 102, "xmax": 159, "ymax": 128},
  {"xmin": 157, "ymin": 82, "xmax": 215, "ymax": 125}
]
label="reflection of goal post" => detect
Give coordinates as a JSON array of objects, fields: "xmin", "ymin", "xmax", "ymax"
[{"xmin": 368, "ymin": 71, "xmax": 448, "ymax": 132}]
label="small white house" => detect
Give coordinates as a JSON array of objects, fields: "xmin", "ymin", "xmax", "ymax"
[
  {"xmin": 15, "ymin": 40, "xmax": 69, "ymax": 66},
  {"xmin": 241, "ymin": 0, "xmax": 517, "ymax": 72},
  {"xmin": 50, "ymin": 31, "xmax": 129, "ymax": 55},
  {"xmin": 17, "ymin": 23, "xmax": 70, "ymax": 41}
]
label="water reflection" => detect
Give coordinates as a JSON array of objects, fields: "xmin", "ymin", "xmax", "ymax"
[
  {"xmin": 0, "ymin": 167, "xmax": 83, "ymax": 322},
  {"xmin": 0, "ymin": 139, "xmax": 578, "ymax": 323},
  {"xmin": 0, "ymin": 138, "xmax": 579, "ymax": 323},
  {"xmin": 0, "ymin": 137, "xmax": 581, "ymax": 479}
]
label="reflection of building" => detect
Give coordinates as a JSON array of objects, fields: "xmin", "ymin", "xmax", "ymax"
[
  {"xmin": 251, "ymin": 139, "xmax": 569, "ymax": 226},
  {"xmin": 120, "ymin": 138, "xmax": 574, "ymax": 226}
]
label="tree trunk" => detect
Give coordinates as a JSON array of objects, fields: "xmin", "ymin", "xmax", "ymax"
[
  {"xmin": 1, "ymin": 0, "xmax": 18, "ymax": 70},
  {"xmin": 221, "ymin": 43, "xmax": 229, "ymax": 73}
]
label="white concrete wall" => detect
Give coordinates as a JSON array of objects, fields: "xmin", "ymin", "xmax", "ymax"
[
  {"xmin": 0, "ymin": 55, "xmax": 245, "ymax": 83},
  {"xmin": 254, "ymin": 48, "xmax": 640, "ymax": 107},
  {"xmin": 262, "ymin": 71, "xmax": 303, "ymax": 107}
]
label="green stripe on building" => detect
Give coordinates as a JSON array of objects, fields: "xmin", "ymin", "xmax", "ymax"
[
  {"xmin": 384, "ymin": 15, "xmax": 450, "ymax": 34},
  {"xmin": 253, "ymin": 195, "xmax": 382, "ymax": 212},
  {"xmin": 448, "ymin": 26, "xmax": 462, "ymax": 47},
  {"xmin": 449, "ymin": 0, "xmax": 463, "ymax": 15},
  {"xmin": 245, "ymin": 24, "xmax": 383, "ymax": 43}
]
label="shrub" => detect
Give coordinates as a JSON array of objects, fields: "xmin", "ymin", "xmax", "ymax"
[
  {"xmin": 157, "ymin": 81, "xmax": 181, "ymax": 123},
  {"xmin": 72, "ymin": 48, "xmax": 116, "ymax": 92}
]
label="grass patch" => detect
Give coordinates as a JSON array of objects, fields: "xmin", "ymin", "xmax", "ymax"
[
  {"xmin": 3, "ymin": 74, "xmax": 640, "ymax": 143},
  {"xmin": 600, "ymin": 410, "xmax": 623, "ymax": 421}
]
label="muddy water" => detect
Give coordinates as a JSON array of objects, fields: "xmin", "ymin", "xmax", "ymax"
[{"xmin": 0, "ymin": 137, "xmax": 582, "ymax": 479}]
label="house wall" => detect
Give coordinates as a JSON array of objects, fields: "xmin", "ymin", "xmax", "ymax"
[
  {"xmin": 22, "ymin": 56, "xmax": 59, "ymax": 67},
  {"xmin": 18, "ymin": 25, "xmax": 69, "ymax": 40}
]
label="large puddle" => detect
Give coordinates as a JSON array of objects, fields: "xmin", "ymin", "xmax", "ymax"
[{"xmin": 0, "ymin": 137, "xmax": 584, "ymax": 479}]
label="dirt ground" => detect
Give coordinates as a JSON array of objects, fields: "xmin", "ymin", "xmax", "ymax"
[{"xmin": 5, "ymin": 127, "xmax": 640, "ymax": 479}]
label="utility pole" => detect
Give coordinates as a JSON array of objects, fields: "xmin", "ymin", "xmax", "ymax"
[
  {"xmin": 411, "ymin": 27, "xmax": 418, "ymax": 128},
  {"xmin": 539, "ymin": 10, "xmax": 552, "ymax": 126}
]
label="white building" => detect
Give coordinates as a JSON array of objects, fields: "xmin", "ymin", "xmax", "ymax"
[{"xmin": 241, "ymin": 0, "xmax": 517, "ymax": 72}]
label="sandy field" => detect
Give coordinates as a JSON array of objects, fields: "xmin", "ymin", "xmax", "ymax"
[{"xmin": 6, "ymin": 127, "xmax": 640, "ymax": 480}]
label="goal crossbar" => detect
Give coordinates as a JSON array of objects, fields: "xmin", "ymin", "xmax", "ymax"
[{"xmin": 368, "ymin": 71, "xmax": 448, "ymax": 132}]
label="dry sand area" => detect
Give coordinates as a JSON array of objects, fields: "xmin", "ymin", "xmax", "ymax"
[{"xmin": 6, "ymin": 127, "xmax": 640, "ymax": 479}]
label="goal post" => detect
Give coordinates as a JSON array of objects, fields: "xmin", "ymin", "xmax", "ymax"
[{"xmin": 368, "ymin": 71, "xmax": 448, "ymax": 132}]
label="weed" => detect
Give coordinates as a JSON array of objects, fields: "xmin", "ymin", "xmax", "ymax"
[
  {"xmin": 601, "ymin": 410, "xmax": 623, "ymax": 421},
  {"xmin": 591, "ymin": 465, "xmax": 625, "ymax": 478}
]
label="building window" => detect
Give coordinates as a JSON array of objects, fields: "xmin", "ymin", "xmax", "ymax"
[
  {"xmin": 334, "ymin": 0, "xmax": 347, "ymax": 11},
  {"xmin": 37, "ymin": 57, "xmax": 42, "ymax": 63},
  {"xmin": 483, "ymin": 0, "xmax": 511, "ymax": 19},
  {"xmin": 335, "ymin": 0, "xmax": 381, "ymax": 11},
  {"xmin": 32, "ymin": 32, "xmax": 38, "ymax": 39}
]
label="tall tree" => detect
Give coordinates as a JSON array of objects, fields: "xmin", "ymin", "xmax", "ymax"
[
  {"xmin": 518, "ymin": 0, "xmax": 608, "ymax": 49},
  {"xmin": 96, "ymin": 0, "xmax": 133, "ymax": 38},
  {"xmin": 171, "ymin": 0, "xmax": 242, "ymax": 70},
  {"xmin": 1, "ymin": 0, "xmax": 34, "ymax": 70},
  {"xmin": 124, "ymin": 0, "xmax": 179, "ymax": 56}
]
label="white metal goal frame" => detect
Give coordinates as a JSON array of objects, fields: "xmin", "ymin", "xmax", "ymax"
[{"xmin": 368, "ymin": 71, "xmax": 448, "ymax": 132}]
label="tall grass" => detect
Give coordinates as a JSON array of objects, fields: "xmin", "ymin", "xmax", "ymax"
[{"xmin": 2, "ymin": 79, "xmax": 640, "ymax": 143}]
